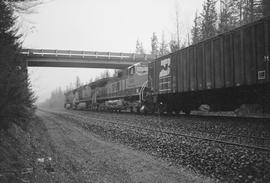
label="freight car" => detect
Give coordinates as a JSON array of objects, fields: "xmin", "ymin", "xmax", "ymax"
[{"xmin": 143, "ymin": 17, "xmax": 270, "ymax": 114}]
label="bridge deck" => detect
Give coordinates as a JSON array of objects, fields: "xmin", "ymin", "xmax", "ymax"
[{"xmin": 21, "ymin": 49, "xmax": 156, "ymax": 69}]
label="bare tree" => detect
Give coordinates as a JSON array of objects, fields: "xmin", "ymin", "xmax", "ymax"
[
  {"xmin": 75, "ymin": 76, "xmax": 81, "ymax": 88},
  {"xmin": 135, "ymin": 39, "xmax": 145, "ymax": 54},
  {"xmin": 159, "ymin": 32, "xmax": 170, "ymax": 56}
]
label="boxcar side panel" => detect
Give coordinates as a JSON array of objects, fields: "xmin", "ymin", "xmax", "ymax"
[
  {"xmin": 204, "ymin": 41, "xmax": 213, "ymax": 89},
  {"xmin": 181, "ymin": 49, "xmax": 187, "ymax": 91},
  {"xmin": 196, "ymin": 44, "xmax": 204, "ymax": 90},
  {"xmin": 213, "ymin": 37, "xmax": 224, "ymax": 88},
  {"xmin": 266, "ymin": 18, "xmax": 270, "ymax": 81},
  {"xmin": 224, "ymin": 34, "xmax": 234, "ymax": 87},
  {"xmin": 189, "ymin": 46, "xmax": 197, "ymax": 91},
  {"xmin": 171, "ymin": 54, "xmax": 178, "ymax": 93},
  {"xmin": 243, "ymin": 26, "xmax": 256, "ymax": 85},
  {"xmin": 233, "ymin": 30, "xmax": 245, "ymax": 86},
  {"xmin": 178, "ymin": 51, "xmax": 184, "ymax": 92},
  {"xmin": 255, "ymin": 22, "xmax": 268, "ymax": 84}
]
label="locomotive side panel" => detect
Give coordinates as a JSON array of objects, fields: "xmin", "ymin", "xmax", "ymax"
[
  {"xmin": 148, "ymin": 61, "xmax": 155, "ymax": 92},
  {"xmin": 81, "ymin": 85, "xmax": 92, "ymax": 101}
]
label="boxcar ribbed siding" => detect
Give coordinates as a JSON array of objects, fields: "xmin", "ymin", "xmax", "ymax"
[
  {"xmin": 256, "ymin": 23, "xmax": 267, "ymax": 84},
  {"xmin": 180, "ymin": 51, "xmax": 184, "ymax": 92},
  {"xmin": 243, "ymin": 26, "xmax": 256, "ymax": 85},
  {"xmin": 205, "ymin": 41, "xmax": 212, "ymax": 89},
  {"xmin": 178, "ymin": 51, "xmax": 183, "ymax": 92},
  {"xmin": 233, "ymin": 31, "xmax": 243, "ymax": 86},
  {"xmin": 213, "ymin": 38, "xmax": 223, "ymax": 88},
  {"xmin": 189, "ymin": 47, "xmax": 196, "ymax": 91},
  {"xmin": 186, "ymin": 48, "xmax": 190, "ymax": 92},
  {"xmin": 182, "ymin": 49, "xmax": 187, "ymax": 91},
  {"xmin": 194, "ymin": 46, "xmax": 198, "ymax": 91},
  {"xmin": 171, "ymin": 54, "xmax": 177, "ymax": 93},
  {"xmin": 220, "ymin": 36, "xmax": 225, "ymax": 88},
  {"xmin": 266, "ymin": 18, "xmax": 270, "ymax": 81},
  {"xmin": 197, "ymin": 44, "xmax": 204, "ymax": 90},
  {"xmin": 175, "ymin": 53, "xmax": 180, "ymax": 92},
  {"xmin": 211, "ymin": 40, "xmax": 215, "ymax": 88}
]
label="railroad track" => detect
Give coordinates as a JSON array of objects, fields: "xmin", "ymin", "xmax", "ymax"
[
  {"xmin": 40, "ymin": 109, "xmax": 270, "ymax": 152},
  {"xmin": 81, "ymin": 116, "xmax": 270, "ymax": 152},
  {"xmin": 46, "ymin": 109, "xmax": 270, "ymax": 152},
  {"xmin": 66, "ymin": 110, "xmax": 270, "ymax": 145}
]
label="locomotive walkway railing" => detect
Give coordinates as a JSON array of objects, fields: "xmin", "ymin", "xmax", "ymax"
[{"xmin": 21, "ymin": 49, "xmax": 157, "ymax": 69}]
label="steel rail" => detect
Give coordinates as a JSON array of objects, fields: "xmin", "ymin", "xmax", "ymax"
[
  {"xmin": 71, "ymin": 110, "xmax": 270, "ymax": 143},
  {"xmin": 82, "ymin": 115, "xmax": 270, "ymax": 152},
  {"xmin": 41, "ymin": 109, "xmax": 270, "ymax": 152}
]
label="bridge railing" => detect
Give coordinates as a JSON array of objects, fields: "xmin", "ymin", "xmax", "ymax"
[{"xmin": 21, "ymin": 49, "xmax": 157, "ymax": 61}]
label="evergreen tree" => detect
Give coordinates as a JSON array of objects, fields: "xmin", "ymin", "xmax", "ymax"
[
  {"xmin": 242, "ymin": 0, "xmax": 263, "ymax": 23},
  {"xmin": 218, "ymin": 0, "xmax": 238, "ymax": 33},
  {"xmin": 169, "ymin": 38, "xmax": 179, "ymax": 53},
  {"xmin": 235, "ymin": 0, "xmax": 263, "ymax": 25},
  {"xmin": 0, "ymin": 0, "xmax": 36, "ymax": 130},
  {"xmin": 150, "ymin": 32, "xmax": 159, "ymax": 55},
  {"xmin": 191, "ymin": 11, "xmax": 202, "ymax": 44},
  {"xmin": 200, "ymin": 0, "xmax": 218, "ymax": 40}
]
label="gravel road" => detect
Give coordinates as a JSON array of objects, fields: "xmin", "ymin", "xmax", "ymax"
[{"xmin": 37, "ymin": 109, "xmax": 212, "ymax": 183}]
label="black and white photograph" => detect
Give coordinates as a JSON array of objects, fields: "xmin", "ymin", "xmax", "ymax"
[{"xmin": 0, "ymin": 0, "xmax": 270, "ymax": 182}]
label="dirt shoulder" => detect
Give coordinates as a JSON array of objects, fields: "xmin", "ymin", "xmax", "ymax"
[{"xmin": 0, "ymin": 109, "xmax": 213, "ymax": 182}]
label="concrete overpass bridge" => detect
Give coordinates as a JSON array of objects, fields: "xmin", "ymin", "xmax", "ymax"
[{"xmin": 21, "ymin": 49, "xmax": 156, "ymax": 69}]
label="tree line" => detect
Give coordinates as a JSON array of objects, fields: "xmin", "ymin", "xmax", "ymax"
[{"xmin": 136, "ymin": 0, "xmax": 270, "ymax": 56}]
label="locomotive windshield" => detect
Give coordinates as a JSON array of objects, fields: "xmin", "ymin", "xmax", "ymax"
[
  {"xmin": 128, "ymin": 65, "xmax": 135, "ymax": 75},
  {"xmin": 128, "ymin": 62, "xmax": 148, "ymax": 76}
]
